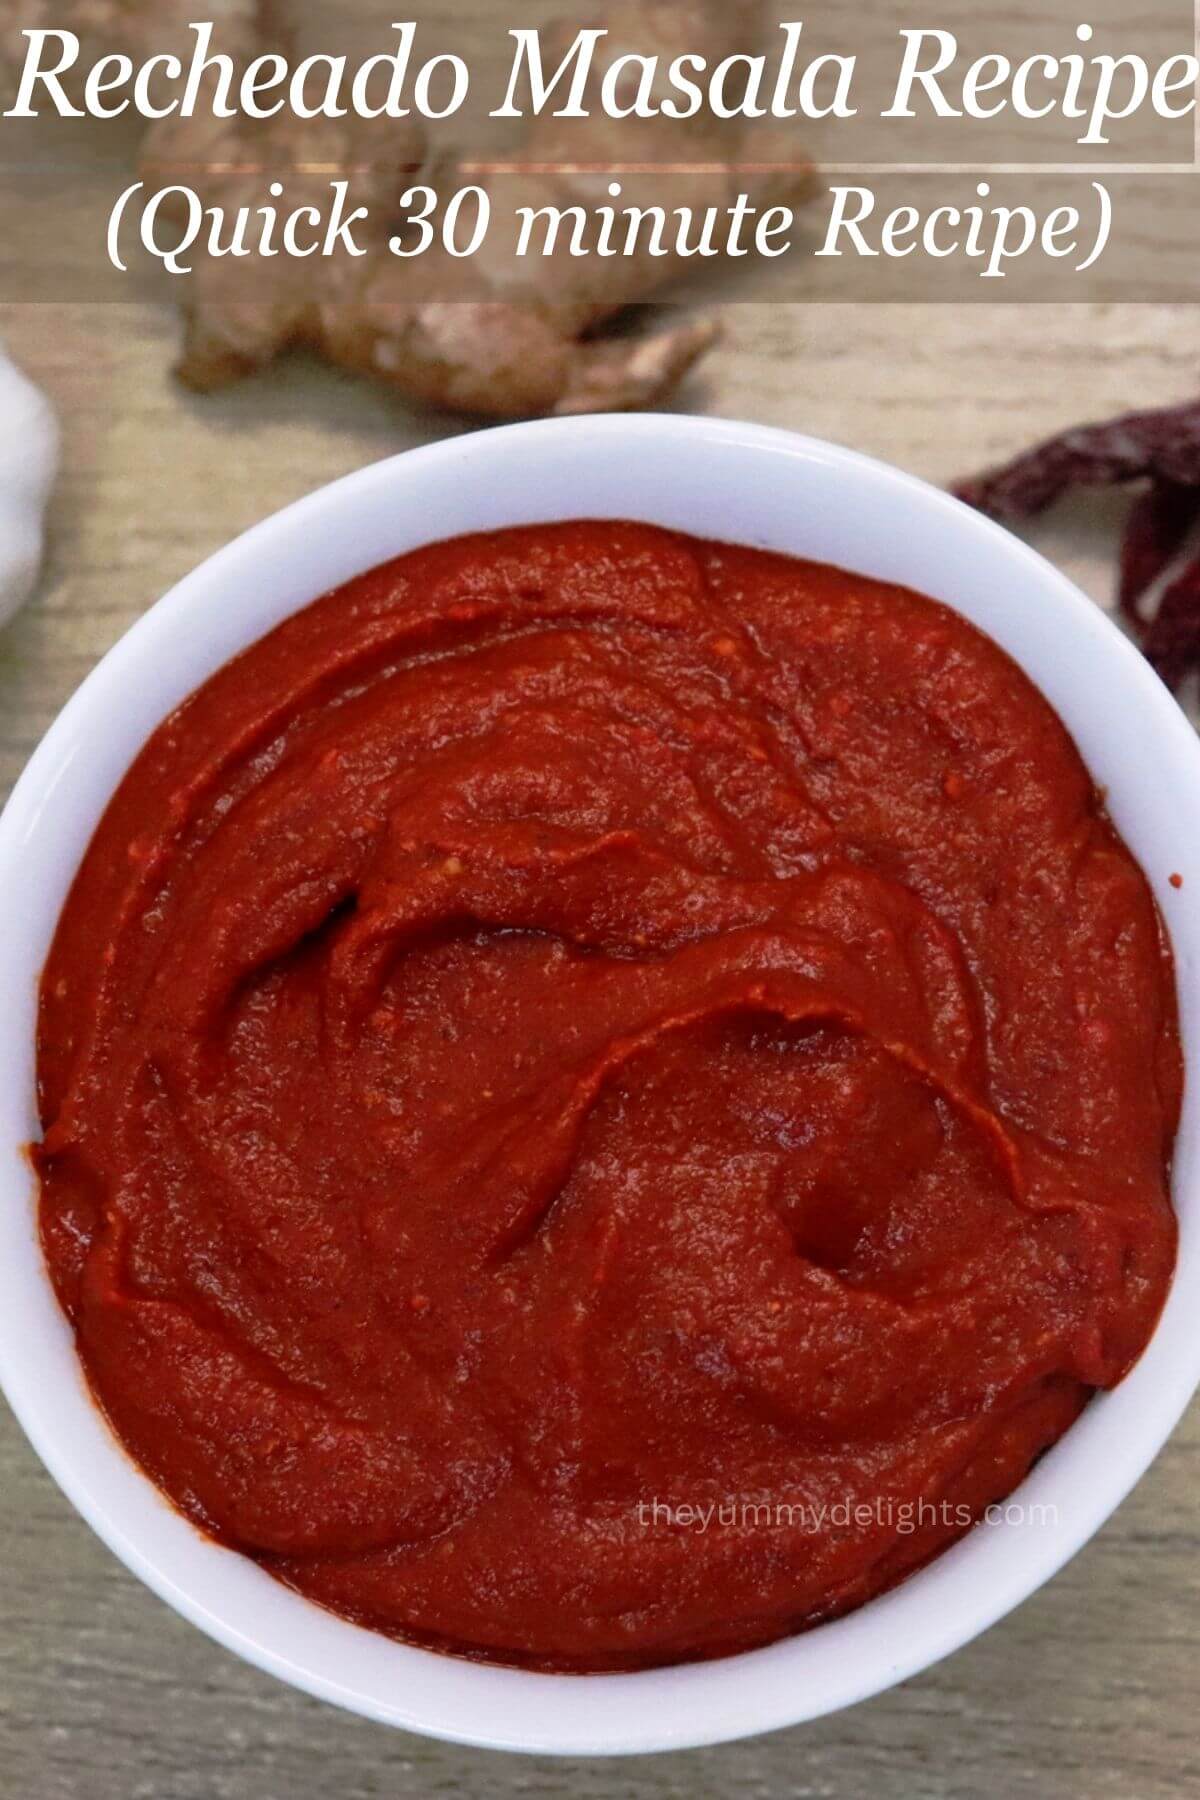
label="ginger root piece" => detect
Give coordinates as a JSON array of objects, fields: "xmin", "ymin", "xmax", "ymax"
[
  {"xmin": 9, "ymin": 0, "xmax": 815, "ymax": 418},
  {"xmin": 144, "ymin": 1, "xmax": 814, "ymax": 417}
]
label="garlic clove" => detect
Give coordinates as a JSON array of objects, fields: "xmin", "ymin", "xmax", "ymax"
[{"xmin": 0, "ymin": 344, "xmax": 59, "ymax": 628}]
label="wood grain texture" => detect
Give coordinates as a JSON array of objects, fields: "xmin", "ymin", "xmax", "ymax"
[{"xmin": 1, "ymin": 301, "xmax": 1198, "ymax": 1800}]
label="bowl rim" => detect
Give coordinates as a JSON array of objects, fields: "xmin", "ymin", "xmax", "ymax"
[{"xmin": 2, "ymin": 412, "xmax": 1199, "ymax": 1756}]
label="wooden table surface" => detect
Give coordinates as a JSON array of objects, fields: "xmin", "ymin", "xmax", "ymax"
[{"xmin": 1, "ymin": 301, "xmax": 1198, "ymax": 1800}]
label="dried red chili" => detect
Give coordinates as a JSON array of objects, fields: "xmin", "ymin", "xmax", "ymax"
[
  {"xmin": 1117, "ymin": 481, "xmax": 1199, "ymax": 625},
  {"xmin": 954, "ymin": 400, "xmax": 1200, "ymax": 690}
]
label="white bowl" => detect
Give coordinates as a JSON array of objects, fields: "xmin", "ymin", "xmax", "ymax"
[{"xmin": 1, "ymin": 415, "xmax": 1198, "ymax": 1756}]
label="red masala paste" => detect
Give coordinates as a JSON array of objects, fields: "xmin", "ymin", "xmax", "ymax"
[{"xmin": 35, "ymin": 522, "xmax": 1180, "ymax": 1669}]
